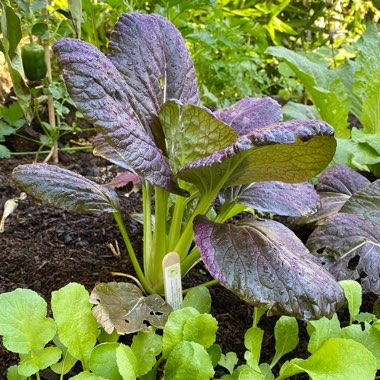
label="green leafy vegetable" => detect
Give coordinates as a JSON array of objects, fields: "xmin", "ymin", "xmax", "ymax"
[
  {"xmin": 181, "ymin": 286, "xmax": 212, "ymax": 314},
  {"xmin": 340, "ymin": 280, "xmax": 362, "ymax": 323},
  {"xmin": 131, "ymin": 331, "xmax": 162, "ymax": 377},
  {"xmin": 18, "ymin": 347, "xmax": 61, "ymax": 377},
  {"xmin": 0, "ymin": 289, "xmax": 56, "ymax": 354},
  {"xmin": 271, "ymin": 316, "xmax": 298, "ymax": 367},
  {"xmin": 51, "ymin": 283, "xmax": 98, "ymax": 368},
  {"xmin": 277, "ymin": 338, "xmax": 376, "ymax": 380},
  {"xmin": 218, "ymin": 352, "xmax": 238, "ymax": 375},
  {"xmin": 164, "ymin": 341, "xmax": 214, "ymax": 380}
]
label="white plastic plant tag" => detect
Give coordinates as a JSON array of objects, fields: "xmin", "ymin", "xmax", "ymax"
[
  {"xmin": 0, "ymin": 193, "xmax": 26, "ymax": 233},
  {"xmin": 163, "ymin": 252, "xmax": 183, "ymax": 310}
]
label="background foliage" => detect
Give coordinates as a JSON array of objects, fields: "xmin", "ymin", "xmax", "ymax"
[{"xmin": 0, "ymin": 0, "xmax": 379, "ymax": 174}]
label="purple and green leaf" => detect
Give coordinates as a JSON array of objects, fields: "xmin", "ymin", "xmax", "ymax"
[
  {"xmin": 291, "ymin": 164, "xmax": 371, "ymax": 225},
  {"xmin": 307, "ymin": 213, "xmax": 380, "ymax": 294},
  {"xmin": 13, "ymin": 164, "xmax": 119, "ymax": 214},
  {"xmin": 214, "ymin": 97, "xmax": 282, "ymax": 136},
  {"xmin": 178, "ymin": 120, "xmax": 336, "ymax": 195},
  {"xmin": 159, "ymin": 101, "xmax": 237, "ymax": 172},
  {"xmin": 220, "ymin": 181, "xmax": 320, "ymax": 217},
  {"xmin": 341, "ymin": 180, "xmax": 380, "ymax": 224},
  {"xmin": 53, "ymin": 14, "xmax": 192, "ymax": 195},
  {"xmin": 108, "ymin": 13, "xmax": 200, "ymax": 149},
  {"xmin": 194, "ymin": 215, "xmax": 344, "ymax": 320}
]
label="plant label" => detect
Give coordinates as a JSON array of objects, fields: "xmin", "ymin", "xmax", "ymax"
[{"xmin": 163, "ymin": 252, "xmax": 182, "ymax": 310}]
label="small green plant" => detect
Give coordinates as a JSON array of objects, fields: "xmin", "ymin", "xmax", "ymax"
[
  {"xmin": 12, "ymin": 12, "xmax": 345, "ymax": 321},
  {"xmin": 221, "ymin": 280, "xmax": 379, "ymax": 380},
  {"xmin": 0, "ymin": 103, "xmax": 25, "ymax": 158},
  {"xmin": 0, "ymin": 281, "xmax": 378, "ymax": 379}
]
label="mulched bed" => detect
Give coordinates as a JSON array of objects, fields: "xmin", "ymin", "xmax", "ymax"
[{"xmin": 0, "ymin": 152, "xmax": 376, "ymax": 379}]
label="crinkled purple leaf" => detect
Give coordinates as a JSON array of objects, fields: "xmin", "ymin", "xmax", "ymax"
[
  {"xmin": 289, "ymin": 192, "xmax": 349, "ymax": 226},
  {"xmin": 307, "ymin": 213, "xmax": 380, "ymax": 294},
  {"xmin": 220, "ymin": 181, "xmax": 320, "ymax": 217},
  {"xmin": 214, "ymin": 97, "xmax": 282, "ymax": 136},
  {"xmin": 108, "ymin": 13, "xmax": 200, "ymax": 150},
  {"xmin": 178, "ymin": 120, "xmax": 336, "ymax": 194},
  {"xmin": 93, "ymin": 134, "xmax": 133, "ymax": 171},
  {"xmin": 194, "ymin": 215, "xmax": 344, "ymax": 320},
  {"xmin": 289, "ymin": 165, "xmax": 370, "ymax": 225},
  {"xmin": 90, "ymin": 282, "xmax": 172, "ymax": 335},
  {"xmin": 159, "ymin": 101, "xmax": 237, "ymax": 172},
  {"xmin": 53, "ymin": 38, "xmax": 184, "ymax": 195},
  {"xmin": 341, "ymin": 180, "xmax": 380, "ymax": 224},
  {"xmin": 316, "ymin": 164, "xmax": 370, "ymax": 194},
  {"xmin": 12, "ymin": 164, "xmax": 119, "ymax": 213}
]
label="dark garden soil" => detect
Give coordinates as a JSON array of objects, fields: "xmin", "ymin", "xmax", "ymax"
[{"xmin": 0, "ymin": 152, "xmax": 377, "ymax": 379}]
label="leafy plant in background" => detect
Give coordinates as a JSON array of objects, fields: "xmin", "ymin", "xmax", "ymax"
[
  {"xmin": 267, "ymin": 24, "xmax": 380, "ymax": 177},
  {"xmin": 0, "ymin": 102, "xmax": 25, "ymax": 158},
  {"xmin": 12, "ymin": 12, "xmax": 345, "ymax": 320},
  {"xmin": 0, "ymin": 2, "xmax": 31, "ymax": 121},
  {"xmin": 0, "ymin": 0, "xmax": 83, "ymax": 161},
  {"xmin": 155, "ymin": 0, "xmax": 380, "ymax": 108},
  {"xmin": 0, "ymin": 281, "xmax": 378, "ymax": 380}
]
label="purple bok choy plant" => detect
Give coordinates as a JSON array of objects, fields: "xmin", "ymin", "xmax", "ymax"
[{"xmin": 12, "ymin": 13, "xmax": 344, "ymax": 320}]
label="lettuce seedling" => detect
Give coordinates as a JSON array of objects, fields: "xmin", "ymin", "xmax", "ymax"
[{"xmin": 13, "ymin": 13, "xmax": 344, "ymax": 320}]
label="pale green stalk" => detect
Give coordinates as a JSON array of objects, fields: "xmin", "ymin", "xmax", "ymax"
[
  {"xmin": 148, "ymin": 187, "xmax": 169, "ymax": 292},
  {"xmin": 113, "ymin": 210, "xmax": 155, "ymax": 294},
  {"xmin": 142, "ymin": 182, "xmax": 153, "ymax": 284},
  {"xmin": 167, "ymin": 194, "xmax": 186, "ymax": 251}
]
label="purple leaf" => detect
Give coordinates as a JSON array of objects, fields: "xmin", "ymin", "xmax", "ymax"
[
  {"xmin": 178, "ymin": 120, "xmax": 335, "ymax": 194},
  {"xmin": 317, "ymin": 164, "xmax": 370, "ymax": 194},
  {"xmin": 53, "ymin": 38, "xmax": 183, "ymax": 195},
  {"xmin": 93, "ymin": 134, "xmax": 133, "ymax": 171},
  {"xmin": 307, "ymin": 213, "xmax": 380, "ymax": 294},
  {"xmin": 214, "ymin": 97, "xmax": 282, "ymax": 136},
  {"xmin": 12, "ymin": 164, "xmax": 119, "ymax": 213},
  {"xmin": 108, "ymin": 13, "xmax": 200, "ymax": 149},
  {"xmin": 220, "ymin": 181, "xmax": 320, "ymax": 217},
  {"xmin": 292, "ymin": 165, "xmax": 373, "ymax": 225},
  {"xmin": 194, "ymin": 215, "xmax": 344, "ymax": 320},
  {"xmin": 341, "ymin": 180, "xmax": 380, "ymax": 224}
]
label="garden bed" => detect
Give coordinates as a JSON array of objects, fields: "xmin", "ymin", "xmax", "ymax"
[
  {"xmin": 0, "ymin": 152, "xmax": 256, "ymax": 378},
  {"xmin": 1, "ymin": 152, "xmax": 379, "ymax": 379}
]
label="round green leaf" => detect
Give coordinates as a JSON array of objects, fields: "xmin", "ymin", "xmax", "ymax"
[
  {"xmin": 51, "ymin": 283, "xmax": 98, "ymax": 365},
  {"xmin": 164, "ymin": 341, "xmax": 214, "ymax": 380},
  {"xmin": 162, "ymin": 307, "xmax": 199, "ymax": 358},
  {"xmin": 183, "ymin": 314, "xmax": 218, "ymax": 349},
  {"xmin": 0, "ymin": 289, "xmax": 56, "ymax": 354},
  {"xmin": 89, "ymin": 342, "xmax": 121, "ymax": 380}
]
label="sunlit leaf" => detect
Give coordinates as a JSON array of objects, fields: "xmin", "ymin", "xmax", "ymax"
[
  {"xmin": 178, "ymin": 120, "xmax": 336, "ymax": 195},
  {"xmin": 13, "ymin": 164, "xmax": 120, "ymax": 214},
  {"xmin": 0, "ymin": 289, "xmax": 56, "ymax": 354},
  {"xmin": 51, "ymin": 283, "xmax": 98, "ymax": 366}
]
